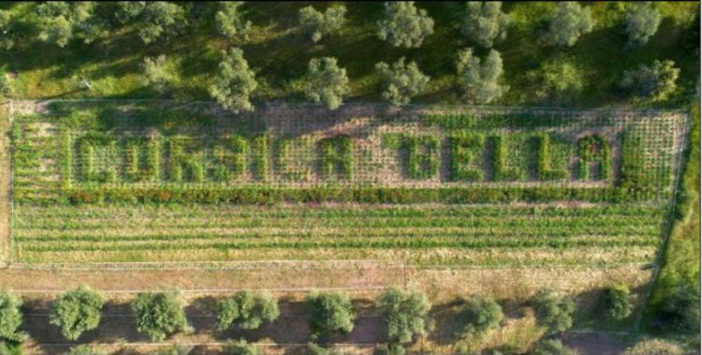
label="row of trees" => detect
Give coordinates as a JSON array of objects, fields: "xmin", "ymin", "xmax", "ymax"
[
  {"xmin": 0, "ymin": 2, "xmax": 662, "ymax": 50},
  {"xmin": 0, "ymin": 285, "xmax": 638, "ymax": 354}
]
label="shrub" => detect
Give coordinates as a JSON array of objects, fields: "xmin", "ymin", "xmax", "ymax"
[
  {"xmin": 532, "ymin": 339, "xmax": 575, "ymax": 355},
  {"xmin": 0, "ymin": 10, "xmax": 16, "ymax": 50},
  {"xmin": 35, "ymin": 2, "xmax": 108, "ymax": 47},
  {"xmin": 135, "ymin": 2, "xmax": 187, "ymax": 44},
  {"xmin": 132, "ymin": 292, "xmax": 190, "ymax": 341},
  {"xmin": 454, "ymin": 295, "xmax": 503, "ymax": 338},
  {"xmin": 215, "ymin": 2, "xmax": 251, "ymax": 41},
  {"xmin": 304, "ymin": 57, "xmax": 350, "ymax": 110},
  {"xmin": 461, "ymin": 2, "xmax": 511, "ymax": 48},
  {"xmin": 624, "ymin": 2, "xmax": 661, "ymax": 46},
  {"xmin": 217, "ymin": 290, "xmax": 279, "ymax": 331},
  {"xmin": 67, "ymin": 345, "xmax": 107, "ymax": 355},
  {"xmin": 142, "ymin": 55, "xmax": 173, "ymax": 95},
  {"xmin": 526, "ymin": 54, "xmax": 585, "ymax": 104},
  {"xmin": 50, "ymin": 286, "xmax": 105, "ymax": 341},
  {"xmin": 375, "ymin": 57, "xmax": 430, "ymax": 106},
  {"xmin": 456, "ymin": 48, "xmax": 508, "ymax": 104},
  {"xmin": 602, "ymin": 285, "xmax": 633, "ymax": 321},
  {"xmin": 657, "ymin": 284, "xmax": 700, "ymax": 334},
  {"xmin": 541, "ymin": 2, "xmax": 595, "ymax": 47},
  {"xmin": 0, "ymin": 291, "xmax": 23, "ymax": 343},
  {"xmin": 624, "ymin": 338, "xmax": 686, "ymax": 355},
  {"xmin": 377, "ymin": 288, "xmax": 431, "ymax": 345},
  {"xmin": 210, "ymin": 48, "xmax": 258, "ymax": 113},
  {"xmin": 531, "ymin": 288, "xmax": 575, "ymax": 334},
  {"xmin": 306, "ymin": 292, "xmax": 356, "ymax": 340},
  {"xmin": 377, "ymin": 2, "xmax": 434, "ymax": 48},
  {"xmin": 222, "ymin": 338, "xmax": 260, "ymax": 355},
  {"xmin": 620, "ymin": 60, "xmax": 680, "ymax": 102},
  {"xmin": 299, "ymin": 5, "xmax": 347, "ymax": 43}
]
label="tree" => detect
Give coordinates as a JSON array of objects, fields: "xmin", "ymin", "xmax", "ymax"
[
  {"xmin": 306, "ymin": 291, "xmax": 356, "ymax": 340},
  {"xmin": 299, "ymin": 5, "xmax": 347, "ymax": 43},
  {"xmin": 210, "ymin": 48, "xmax": 258, "ymax": 113},
  {"xmin": 304, "ymin": 57, "xmax": 350, "ymax": 110},
  {"xmin": 216, "ymin": 290, "xmax": 279, "ymax": 331},
  {"xmin": 377, "ymin": 288, "xmax": 431, "ymax": 344},
  {"xmin": 454, "ymin": 295, "xmax": 503, "ymax": 337},
  {"xmin": 132, "ymin": 292, "xmax": 190, "ymax": 341},
  {"xmin": 215, "ymin": 2, "xmax": 251, "ymax": 41},
  {"xmin": 532, "ymin": 339, "xmax": 575, "ymax": 355},
  {"xmin": 461, "ymin": 2, "xmax": 511, "ymax": 48},
  {"xmin": 456, "ymin": 48, "xmax": 508, "ymax": 104},
  {"xmin": 377, "ymin": 2, "xmax": 434, "ymax": 48},
  {"xmin": 0, "ymin": 10, "xmax": 16, "ymax": 50},
  {"xmin": 0, "ymin": 291, "xmax": 23, "ymax": 343},
  {"xmin": 222, "ymin": 339, "xmax": 260, "ymax": 355},
  {"xmin": 35, "ymin": 2, "xmax": 108, "ymax": 47},
  {"xmin": 114, "ymin": 1, "xmax": 146, "ymax": 25},
  {"xmin": 531, "ymin": 288, "xmax": 575, "ymax": 334},
  {"xmin": 124, "ymin": 2, "xmax": 186, "ymax": 44},
  {"xmin": 602, "ymin": 285, "xmax": 632, "ymax": 321},
  {"xmin": 50, "ymin": 286, "xmax": 105, "ymax": 341},
  {"xmin": 624, "ymin": 2, "xmax": 661, "ymax": 46},
  {"xmin": 375, "ymin": 58, "xmax": 430, "ymax": 106},
  {"xmin": 620, "ymin": 60, "xmax": 679, "ymax": 102},
  {"xmin": 525, "ymin": 53, "xmax": 584, "ymax": 104},
  {"xmin": 541, "ymin": 2, "xmax": 594, "ymax": 47},
  {"xmin": 142, "ymin": 55, "xmax": 173, "ymax": 95},
  {"xmin": 657, "ymin": 284, "xmax": 700, "ymax": 334}
]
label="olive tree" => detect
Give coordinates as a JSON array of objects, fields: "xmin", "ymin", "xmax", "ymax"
[
  {"xmin": 620, "ymin": 60, "xmax": 679, "ymax": 102},
  {"xmin": 299, "ymin": 5, "xmax": 347, "ymax": 43},
  {"xmin": 377, "ymin": 2, "xmax": 434, "ymax": 48},
  {"xmin": 142, "ymin": 55, "xmax": 173, "ymax": 95},
  {"xmin": 132, "ymin": 292, "xmax": 191, "ymax": 341},
  {"xmin": 115, "ymin": 1, "xmax": 186, "ymax": 44},
  {"xmin": 377, "ymin": 288, "xmax": 431, "ymax": 345},
  {"xmin": 541, "ymin": 2, "xmax": 595, "ymax": 47},
  {"xmin": 456, "ymin": 48, "xmax": 508, "ymax": 104},
  {"xmin": 0, "ymin": 291, "xmax": 23, "ymax": 343},
  {"xmin": 217, "ymin": 290, "xmax": 279, "ymax": 331},
  {"xmin": 624, "ymin": 2, "xmax": 661, "ymax": 46},
  {"xmin": 531, "ymin": 288, "xmax": 575, "ymax": 334},
  {"xmin": 35, "ymin": 2, "xmax": 108, "ymax": 47},
  {"xmin": 603, "ymin": 285, "xmax": 633, "ymax": 321},
  {"xmin": 304, "ymin": 57, "xmax": 350, "ymax": 110},
  {"xmin": 222, "ymin": 338, "xmax": 260, "ymax": 355},
  {"xmin": 306, "ymin": 291, "xmax": 356, "ymax": 340},
  {"xmin": 454, "ymin": 295, "xmax": 503, "ymax": 338},
  {"xmin": 210, "ymin": 48, "xmax": 258, "ymax": 113},
  {"xmin": 50, "ymin": 286, "xmax": 105, "ymax": 341},
  {"xmin": 461, "ymin": 2, "xmax": 511, "ymax": 48},
  {"xmin": 376, "ymin": 58, "xmax": 430, "ymax": 106},
  {"xmin": 215, "ymin": 2, "xmax": 251, "ymax": 41}
]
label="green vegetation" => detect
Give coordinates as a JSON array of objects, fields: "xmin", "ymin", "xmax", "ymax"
[
  {"xmin": 377, "ymin": 288, "xmax": 431, "ymax": 345},
  {"xmin": 532, "ymin": 339, "xmax": 574, "ymax": 355},
  {"xmin": 306, "ymin": 292, "xmax": 356, "ymax": 340},
  {"xmin": 222, "ymin": 339, "xmax": 260, "ymax": 355},
  {"xmin": 132, "ymin": 292, "xmax": 190, "ymax": 341},
  {"xmin": 624, "ymin": 2, "xmax": 661, "ymax": 46},
  {"xmin": 0, "ymin": 292, "xmax": 23, "ymax": 343},
  {"xmin": 377, "ymin": 2, "xmax": 434, "ymax": 48},
  {"xmin": 461, "ymin": 2, "xmax": 511, "ymax": 48},
  {"xmin": 209, "ymin": 48, "xmax": 258, "ymax": 113},
  {"xmin": 541, "ymin": 2, "xmax": 595, "ymax": 47},
  {"xmin": 454, "ymin": 295, "xmax": 503, "ymax": 338},
  {"xmin": 215, "ymin": 2, "xmax": 251, "ymax": 42},
  {"xmin": 620, "ymin": 60, "xmax": 680, "ymax": 102},
  {"xmin": 456, "ymin": 49, "xmax": 507, "ymax": 104},
  {"xmin": 216, "ymin": 290, "xmax": 279, "ymax": 331},
  {"xmin": 602, "ymin": 285, "xmax": 633, "ymax": 321},
  {"xmin": 50, "ymin": 286, "xmax": 105, "ymax": 341},
  {"xmin": 299, "ymin": 5, "xmax": 347, "ymax": 43},
  {"xmin": 531, "ymin": 288, "xmax": 575, "ymax": 334},
  {"xmin": 376, "ymin": 57, "xmax": 430, "ymax": 106},
  {"xmin": 304, "ymin": 57, "xmax": 350, "ymax": 110}
]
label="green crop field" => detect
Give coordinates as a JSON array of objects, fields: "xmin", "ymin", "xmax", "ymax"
[{"xmin": 9, "ymin": 100, "xmax": 688, "ymax": 267}]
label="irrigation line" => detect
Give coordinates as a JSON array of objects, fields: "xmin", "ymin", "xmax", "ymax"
[{"xmin": 632, "ymin": 111, "xmax": 691, "ymax": 333}]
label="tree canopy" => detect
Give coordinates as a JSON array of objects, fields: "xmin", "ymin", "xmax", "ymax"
[
  {"xmin": 50, "ymin": 286, "xmax": 105, "ymax": 341},
  {"xmin": 603, "ymin": 285, "xmax": 633, "ymax": 321},
  {"xmin": 210, "ymin": 48, "xmax": 258, "ymax": 113},
  {"xmin": 541, "ymin": 2, "xmax": 595, "ymax": 47},
  {"xmin": 377, "ymin": 288, "xmax": 431, "ymax": 345},
  {"xmin": 620, "ymin": 59, "xmax": 680, "ymax": 102},
  {"xmin": 304, "ymin": 57, "xmax": 350, "ymax": 110},
  {"xmin": 299, "ymin": 5, "xmax": 347, "ymax": 43},
  {"xmin": 456, "ymin": 48, "xmax": 508, "ymax": 104},
  {"xmin": 624, "ymin": 2, "xmax": 661, "ymax": 46},
  {"xmin": 461, "ymin": 2, "xmax": 511, "ymax": 48},
  {"xmin": 376, "ymin": 58, "xmax": 430, "ymax": 106},
  {"xmin": 215, "ymin": 2, "xmax": 251, "ymax": 42},
  {"xmin": 35, "ymin": 2, "xmax": 108, "ymax": 47},
  {"xmin": 454, "ymin": 295, "xmax": 503, "ymax": 337},
  {"xmin": 377, "ymin": 2, "xmax": 434, "ymax": 48},
  {"xmin": 217, "ymin": 290, "xmax": 279, "ymax": 331},
  {"xmin": 222, "ymin": 338, "xmax": 261, "ymax": 355},
  {"xmin": 0, "ymin": 291, "xmax": 23, "ymax": 343},
  {"xmin": 531, "ymin": 288, "xmax": 575, "ymax": 334},
  {"xmin": 132, "ymin": 292, "xmax": 190, "ymax": 341},
  {"xmin": 306, "ymin": 291, "xmax": 356, "ymax": 340}
]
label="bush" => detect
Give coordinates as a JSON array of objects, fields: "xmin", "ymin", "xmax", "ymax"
[
  {"xmin": 454, "ymin": 295, "xmax": 503, "ymax": 338},
  {"xmin": 620, "ymin": 60, "xmax": 680, "ymax": 102},
  {"xmin": 531, "ymin": 288, "xmax": 575, "ymax": 334},
  {"xmin": 461, "ymin": 2, "xmax": 511, "ymax": 48},
  {"xmin": 210, "ymin": 48, "xmax": 258, "ymax": 113},
  {"xmin": 306, "ymin": 292, "xmax": 356, "ymax": 340},
  {"xmin": 217, "ymin": 290, "xmax": 279, "ymax": 331},
  {"xmin": 142, "ymin": 55, "xmax": 173, "ymax": 95},
  {"xmin": 299, "ymin": 5, "xmax": 347, "ymax": 43},
  {"xmin": 0, "ymin": 10, "xmax": 16, "ymax": 50},
  {"xmin": 216, "ymin": 2, "xmax": 251, "ymax": 41},
  {"xmin": 624, "ymin": 338, "xmax": 686, "ymax": 355},
  {"xmin": 374, "ymin": 343, "xmax": 406, "ymax": 355},
  {"xmin": 541, "ymin": 2, "xmax": 595, "ymax": 47},
  {"xmin": 136, "ymin": 2, "xmax": 187, "ymax": 44},
  {"xmin": 377, "ymin": 2, "xmax": 434, "ymax": 48},
  {"xmin": 624, "ymin": 2, "xmax": 661, "ymax": 46},
  {"xmin": 0, "ymin": 291, "xmax": 23, "ymax": 343},
  {"xmin": 377, "ymin": 288, "xmax": 431, "ymax": 344},
  {"xmin": 304, "ymin": 57, "xmax": 350, "ymax": 110},
  {"xmin": 375, "ymin": 57, "xmax": 430, "ymax": 106},
  {"xmin": 531, "ymin": 339, "xmax": 574, "ymax": 355},
  {"xmin": 657, "ymin": 284, "xmax": 700, "ymax": 334},
  {"xmin": 525, "ymin": 54, "xmax": 585, "ymax": 104},
  {"xmin": 602, "ymin": 285, "xmax": 632, "ymax": 321},
  {"xmin": 222, "ymin": 339, "xmax": 260, "ymax": 355},
  {"xmin": 35, "ymin": 2, "xmax": 108, "ymax": 47},
  {"xmin": 456, "ymin": 48, "xmax": 508, "ymax": 104},
  {"xmin": 67, "ymin": 345, "xmax": 107, "ymax": 355},
  {"xmin": 50, "ymin": 286, "xmax": 105, "ymax": 341},
  {"xmin": 132, "ymin": 292, "xmax": 190, "ymax": 341}
]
